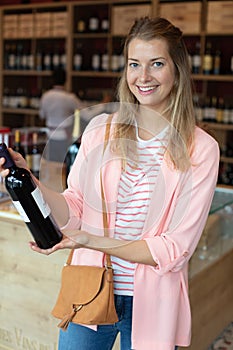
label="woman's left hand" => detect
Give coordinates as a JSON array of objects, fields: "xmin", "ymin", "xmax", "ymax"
[{"xmin": 29, "ymin": 230, "xmax": 90, "ymax": 255}]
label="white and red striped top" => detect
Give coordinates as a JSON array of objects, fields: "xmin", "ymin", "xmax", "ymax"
[{"xmin": 112, "ymin": 127, "xmax": 168, "ymax": 295}]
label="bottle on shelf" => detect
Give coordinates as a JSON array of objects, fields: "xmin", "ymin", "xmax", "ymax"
[
  {"xmin": 0, "ymin": 143, "xmax": 63, "ymax": 249},
  {"xmin": 64, "ymin": 110, "xmax": 81, "ymax": 181},
  {"xmin": 192, "ymin": 41, "xmax": 201, "ymax": 74},
  {"xmin": 21, "ymin": 46, "xmax": 28, "ymax": 70},
  {"xmin": 216, "ymin": 97, "xmax": 224, "ymax": 123},
  {"xmin": 60, "ymin": 45, "xmax": 66, "ymax": 69},
  {"xmin": 223, "ymin": 102, "xmax": 230, "ymax": 124},
  {"xmin": 203, "ymin": 42, "xmax": 213, "ymax": 75},
  {"xmin": 4, "ymin": 44, "xmax": 10, "ymax": 70},
  {"xmin": 203, "ymin": 96, "xmax": 211, "ymax": 122},
  {"xmin": 13, "ymin": 129, "xmax": 25, "ymax": 158},
  {"xmin": 101, "ymin": 18, "xmax": 109, "ymax": 32},
  {"xmin": 8, "ymin": 44, "xmax": 16, "ymax": 70},
  {"xmin": 88, "ymin": 14, "xmax": 99, "ymax": 32},
  {"xmin": 111, "ymin": 54, "xmax": 120, "ymax": 72},
  {"xmin": 8, "ymin": 88, "xmax": 17, "ymax": 109},
  {"xmin": 73, "ymin": 43, "xmax": 83, "ymax": 71},
  {"xmin": 213, "ymin": 49, "xmax": 221, "ymax": 75},
  {"xmin": 101, "ymin": 52, "xmax": 109, "ymax": 71},
  {"xmin": 31, "ymin": 132, "xmax": 41, "ymax": 178},
  {"xmin": 64, "ymin": 136, "xmax": 81, "ymax": 181},
  {"xmin": 77, "ymin": 19, "xmax": 86, "ymax": 33},
  {"xmin": 52, "ymin": 46, "xmax": 60, "ymax": 69},
  {"xmin": 16, "ymin": 87, "xmax": 28, "ymax": 109},
  {"xmin": 209, "ymin": 96, "xmax": 217, "ymax": 122},
  {"xmin": 3, "ymin": 87, "xmax": 10, "ymax": 108},
  {"xmin": 16, "ymin": 43, "xmax": 23, "ymax": 70},
  {"xmin": 43, "ymin": 50, "xmax": 52, "ymax": 71},
  {"xmin": 36, "ymin": 49, "xmax": 43, "ymax": 71},
  {"xmin": 193, "ymin": 94, "xmax": 203, "ymax": 122},
  {"xmin": 92, "ymin": 54, "xmax": 101, "ymax": 71},
  {"xmin": 29, "ymin": 89, "xmax": 40, "ymax": 110},
  {"xmin": 27, "ymin": 49, "xmax": 34, "ymax": 70}
]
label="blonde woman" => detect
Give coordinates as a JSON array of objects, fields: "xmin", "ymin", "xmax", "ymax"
[{"xmin": 1, "ymin": 17, "xmax": 219, "ymax": 350}]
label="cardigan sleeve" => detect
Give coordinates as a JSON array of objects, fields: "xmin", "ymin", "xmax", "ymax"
[{"xmin": 144, "ymin": 129, "xmax": 220, "ymax": 275}]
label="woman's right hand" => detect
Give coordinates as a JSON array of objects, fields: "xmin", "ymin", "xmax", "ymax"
[{"xmin": 0, "ymin": 148, "xmax": 28, "ymax": 178}]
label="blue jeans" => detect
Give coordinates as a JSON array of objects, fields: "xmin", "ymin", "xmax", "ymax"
[{"xmin": 58, "ymin": 295, "xmax": 178, "ymax": 350}]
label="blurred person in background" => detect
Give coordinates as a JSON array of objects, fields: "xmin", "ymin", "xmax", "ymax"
[{"xmin": 39, "ymin": 67, "xmax": 85, "ymax": 162}]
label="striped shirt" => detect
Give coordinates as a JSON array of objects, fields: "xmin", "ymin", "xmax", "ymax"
[{"xmin": 112, "ymin": 127, "xmax": 168, "ymax": 295}]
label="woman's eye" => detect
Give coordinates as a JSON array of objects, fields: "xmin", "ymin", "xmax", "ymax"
[
  {"xmin": 153, "ymin": 61, "xmax": 163, "ymax": 68},
  {"xmin": 129, "ymin": 62, "xmax": 138, "ymax": 68}
]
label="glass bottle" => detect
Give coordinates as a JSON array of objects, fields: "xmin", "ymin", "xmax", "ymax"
[
  {"xmin": 13, "ymin": 129, "xmax": 25, "ymax": 158},
  {"xmin": 203, "ymin": 42, "xmax": 213, "ymax": 75},
  {"xmin": 213, "ymin": 49, "xmax": 221, "ymax": 75},
  {"xmin": 0, "ymin": 143, "xmax": 63, "ymax": 249},
  {"xmin": 192, "ymin": 41, "xmax": 201, "ymax": 74}
]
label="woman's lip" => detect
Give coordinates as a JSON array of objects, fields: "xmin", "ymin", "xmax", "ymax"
[{"xmin": 137, "ymin": 85, "xmax": 158, "ymax": 94}]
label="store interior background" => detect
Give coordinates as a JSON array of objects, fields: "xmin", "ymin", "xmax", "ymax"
[{"xmin": 0, "ymin": 0, "xmax": 232, "ymax": 350}]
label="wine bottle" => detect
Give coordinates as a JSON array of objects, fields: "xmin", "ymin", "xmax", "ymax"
[
  {"xmin": 213, "ymin": 49, "xmax": 221, "ymax": 75},
  {"xmin": 64, "ymin": 135, "xmax": 81, "ymax": 180},
  {"xmin": 192, "ymin": 41, "xmax": 201, "ymax": 74},
  {"xmin": 31, "ymin": 132, "xmax": 41, "ymax": 178},
  {"xmin": 88, "ymin": 14, "xmax": 99, "ymax": 32},
  {"xmin": 13, "ymin": 129, "xmax": 25, "ymax": 158},
  {"xmin": 0, "ymin": 143, "xmax": 63, "ymax": 249},
  {"xmin": 203, "ymin": 42, "xmax": 213, "ymax": 75}
]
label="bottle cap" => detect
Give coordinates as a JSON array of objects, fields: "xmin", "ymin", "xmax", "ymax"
[{"xmin": 0, "ymin": 143, "xmax": 15, "ymax": 169}]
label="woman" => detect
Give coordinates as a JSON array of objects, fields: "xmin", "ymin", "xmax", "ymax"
[{"xmin": 0, "ymin": 17, "xmax": 219, "ymax": 350}]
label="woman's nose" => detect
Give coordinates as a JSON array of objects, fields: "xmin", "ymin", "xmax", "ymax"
[{"xmin": 139, "ymin": 66, "xmax": 152, "ymax": 82}]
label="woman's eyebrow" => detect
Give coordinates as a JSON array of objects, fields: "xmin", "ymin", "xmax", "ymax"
[{"xmin": 128, "ymin": 56, "xmax": 166, "ymax": 61}]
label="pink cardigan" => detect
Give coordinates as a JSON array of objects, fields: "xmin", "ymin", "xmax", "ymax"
[{"xmin": 62, "ymin": 113, "xmax": 219, "ymax": 350}]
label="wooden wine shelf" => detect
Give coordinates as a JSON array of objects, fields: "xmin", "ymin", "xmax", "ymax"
[
  {"xmin": 3, "ymin": 70, "xmax": 52, "ymax": 77},
  {"xmin": 220, "ymin": 156, "xmax": 233, "ymax": 164},
  {"xmin": 2, "ymin": 108, "xmax": 39, "ymax": 115},
  {"xmin": 200, "ymin": 122, "xmax": 233, "ymax": 131},
  {"xmin": 192, "ymin": 74, "xmax": 233, "ymax": 82}
]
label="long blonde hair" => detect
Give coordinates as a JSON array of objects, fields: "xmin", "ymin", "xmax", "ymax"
[{"xmin": 115, "ymin": 17, "xmax": 196, "ymax": 171}]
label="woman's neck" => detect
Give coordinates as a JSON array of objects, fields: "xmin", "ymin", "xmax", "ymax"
[{"xmin": 136, "ymin": 108, "xmax": 169, "ymax": 141}]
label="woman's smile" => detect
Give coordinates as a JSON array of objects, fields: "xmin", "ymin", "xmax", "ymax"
[{"xmin": 137, "ymin": 84, "xmax": 159, "ymax": 94}]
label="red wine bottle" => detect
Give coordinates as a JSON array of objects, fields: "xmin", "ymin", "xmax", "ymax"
[
  {"xmin": 0, "ymin": 143, "xmax": 63, "ymax": 249},
  {"xmin": 64, "ymin": 135, "xmax": 81, "ymax": 180}
]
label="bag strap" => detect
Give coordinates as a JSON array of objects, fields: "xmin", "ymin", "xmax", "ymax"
[
  {"xmin": 66, "ymin": 114, "xmax": 113, "ymax": 267},
  {"xmin": 100, "ymin": 114, "xmax": 113, "ymax": 268}
]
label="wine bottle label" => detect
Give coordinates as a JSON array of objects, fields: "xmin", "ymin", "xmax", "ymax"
[
  {"xmin": 203, "ymin": 55, "xmax": 213, "ymax": 71},
  {"xmin": 53, "ymin": 54, "xmax": 60, "ymax": 67},
  {"xmin": 12, "ymin": 187, "xmax": 51, "ymax": 222},
  {"xmin": 92, "ymin": 54, "xmax": 100, "ymax": 70},
  {"xmin": 12, "ymin": 200, "xmax": 30, "ymax": 222},
  {"xmin": 31, "ymin": 187, "xmax": 51, "ymax": 218},
  {"xmin": 74, "ymin": 54, "xmax": 82, "ymax": 69},
  {"xmin": 192, "ymin": 55, "xmax": 201, "ymax": 67}
]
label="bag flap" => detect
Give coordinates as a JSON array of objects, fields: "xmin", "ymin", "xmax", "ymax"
[{"xmin": 60, "ymin": 265, "xmax": 106, "ymax": 305}]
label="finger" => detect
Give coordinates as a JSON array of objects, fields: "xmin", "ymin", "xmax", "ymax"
[
  {"xmin": 29, "ymin": 241, "xmax": 52, "ymax": 255},
  {"xmin": 0, "ymin": 157, "xmax": 6, "ymax": 165},
  {"xmin": 0, "ymin": 168, "xmax": 10, "ymax": 177},
  {"xmin": 29, "ymin": 239, "xmax": 68, "ymax": 255}
]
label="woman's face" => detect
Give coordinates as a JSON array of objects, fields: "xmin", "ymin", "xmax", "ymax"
[{"xmin": 126, "ymin": 38, "xmax": 176, "ymax": 114}]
